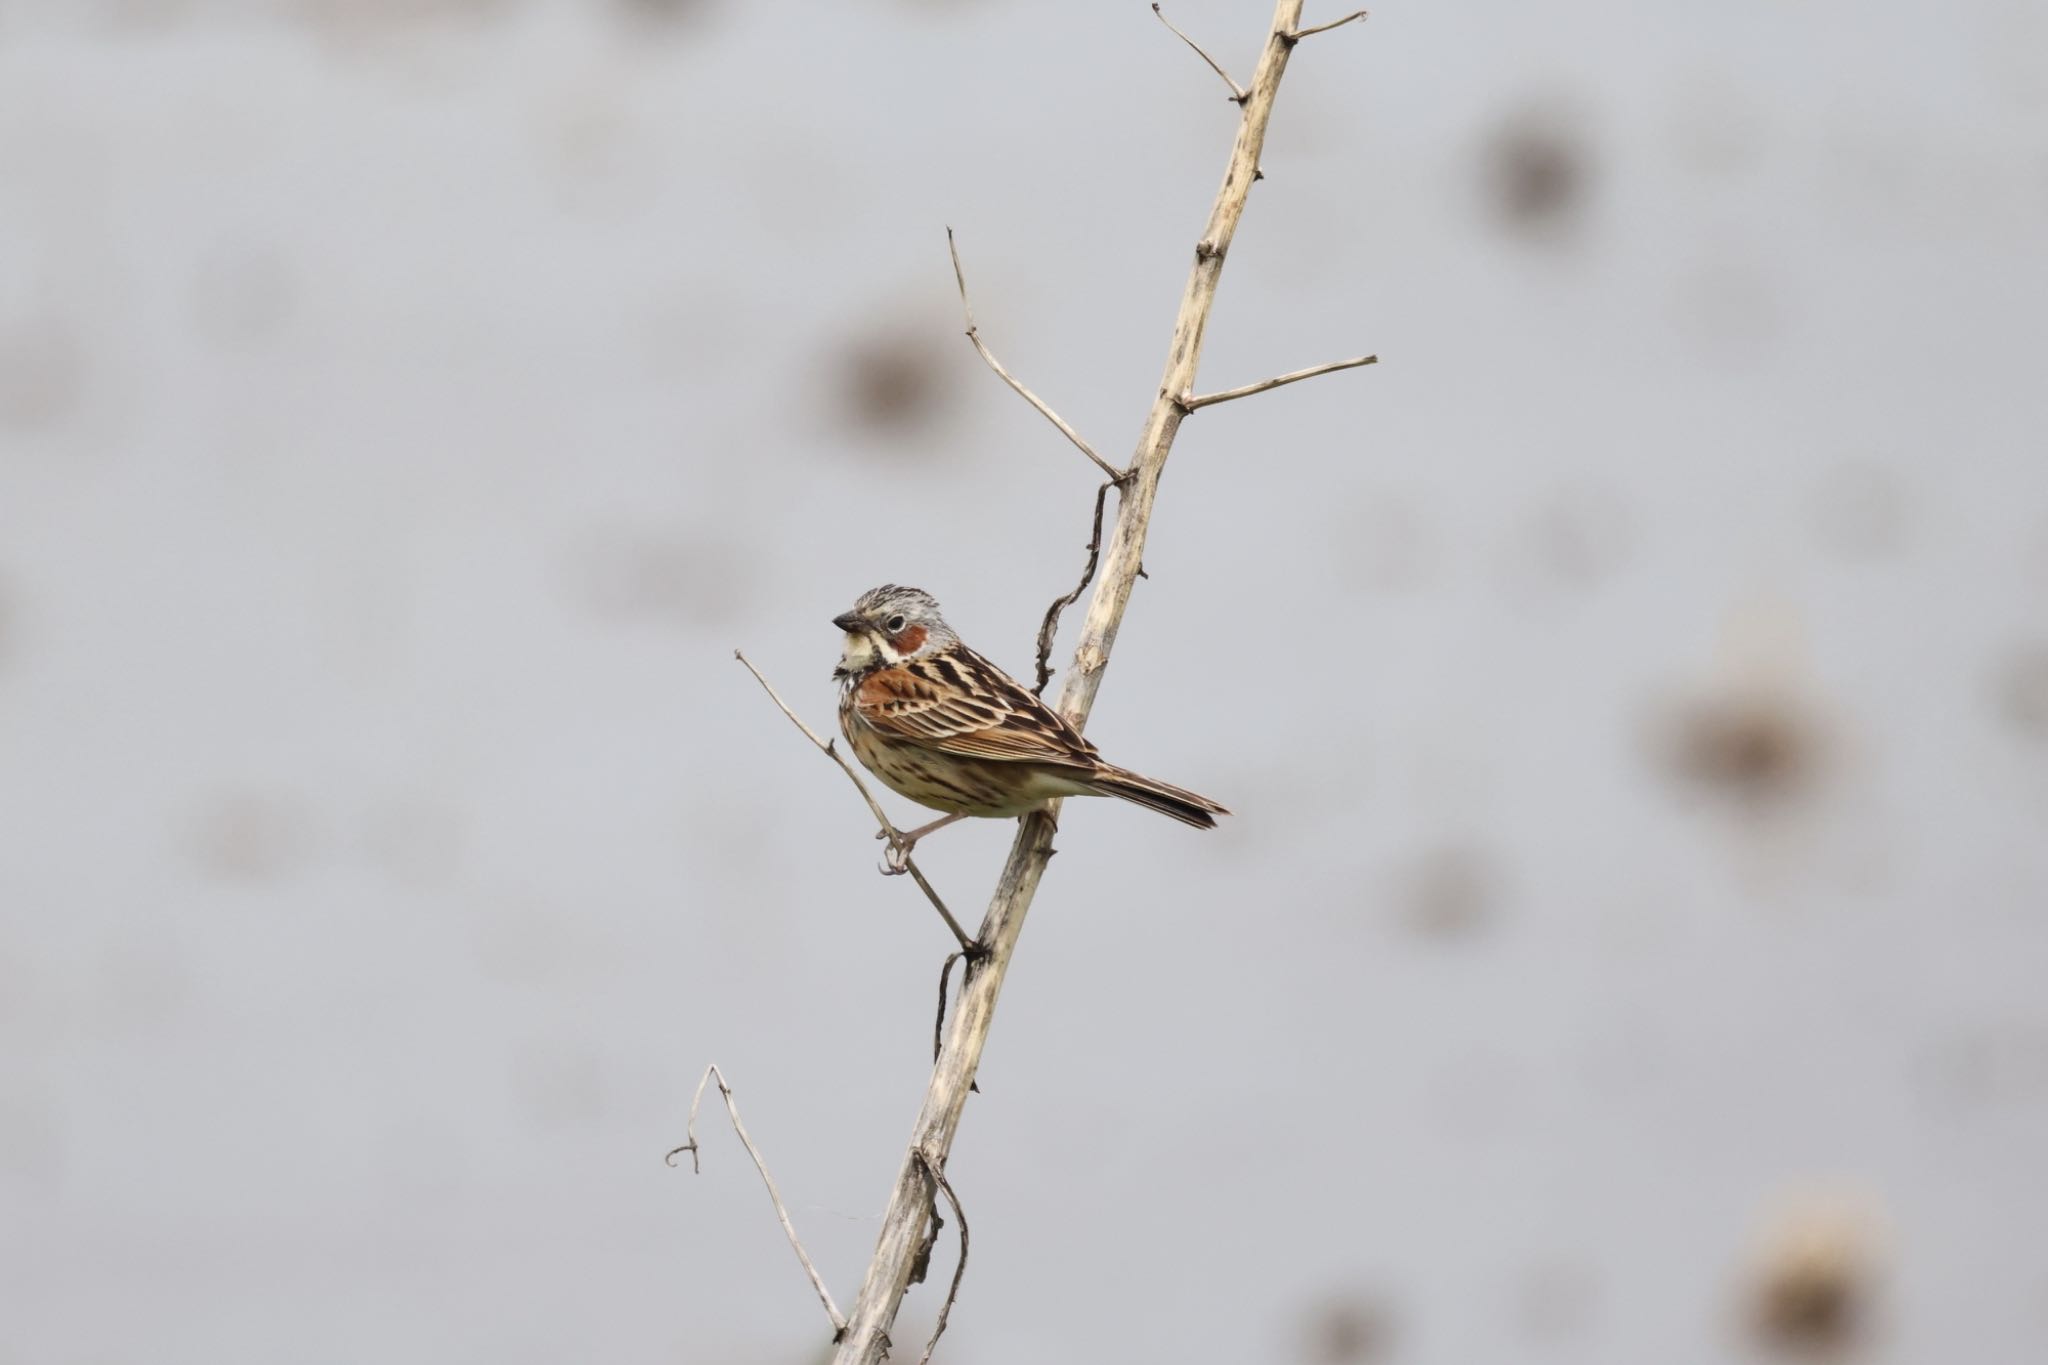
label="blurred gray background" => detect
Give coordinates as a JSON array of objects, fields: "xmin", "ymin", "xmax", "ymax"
[{"xmin": 4, "ymin": 1, "xmax": 2047, "ymax": 1362}]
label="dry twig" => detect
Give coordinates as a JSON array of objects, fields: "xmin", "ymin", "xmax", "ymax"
[
  {"xmin": 932, "ymin": 949, "xmax": 968, "ymax": 1064},
  {"xmin": 1182, "ymin": 353, "xmax": 1378, "ymax": 410},
  {"xmin": 1288, "ymin": 8, "xmax": 1369, "ymax": 39},
  {"xmin": 666, "ymin": 1065, "xmax": 847, "ymax": 1336},
  {"xmin": 913, "ymin": 1150, "xmax": 970, "ymax": 1365},
  {"xmin": 1151, "ymin": 3, "xmax": 1247, "ymax": 102},
  {"xmin": 734, "ymin": 650, "xmax": 979, "ymax": 953},
  {"xmin": 1032, "ymin": 478, "xmax": 1119, "ymax": 695},
  {"xmin": 946, "ymin": 229, "xmax": 1123, "ymax": 482}
]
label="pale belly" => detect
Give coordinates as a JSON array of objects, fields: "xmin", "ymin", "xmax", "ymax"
[{"xmin": 840, "ymin": 709, "xmax": 1094, "ymax": 818}]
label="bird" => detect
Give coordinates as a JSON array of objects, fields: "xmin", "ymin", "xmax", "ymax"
[{"xmin": 832, "ymin": 584, "xmax": 1228, "ymax": 867}]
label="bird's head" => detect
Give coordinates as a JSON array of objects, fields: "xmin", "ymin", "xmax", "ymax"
[{"xmin": 832, "ymin": 584, "xmax": 957, "ymax": 678}]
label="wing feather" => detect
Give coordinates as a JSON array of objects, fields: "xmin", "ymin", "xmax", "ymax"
[{"xmin": 853, "ymin": 647, "xmax": 1099, "ymax": 767}]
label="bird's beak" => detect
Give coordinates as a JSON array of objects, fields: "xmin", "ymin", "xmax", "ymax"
[{"xmin": 832, "ymin": 611, "xmax": 867, "ymax": 633}]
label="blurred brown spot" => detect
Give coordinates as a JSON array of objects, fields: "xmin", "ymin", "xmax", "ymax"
[
  {"xmin": 1483, "ymin": 109, "xmax": 1593, "ymax": 239},
  {"xmin": 1578, "ymin": 1011, "xmax": 1665, "ymax": 1099},
  {"xmin": 1810, "ymin": 463, "xmax": 1907, "ymax": 560},
  {"xmin": 1300, "ymin": 1291, "xmax": 1395, "ymax": 1363},
  {"xmin": 1995, "ymin": 644, "xmax": 2048, "ymax": 739},
  {"xmin": 0, "ymin": 1090, "xmax": 63, "ymax": 1184},
  {"xmin": 834, "ymin": 330, "xmax": 952, "ymax": 440},
  {"xmin": 359, "ymin": 797, "xmax": 464, "ymax": 888},
  {"xmin": 1917, "ymin": 1026, "xmax": 2048, "ymax": 1111},
  {"xmin": 1341, "ymin": 494, "xmax": 1430, "ymax": 592},
  {"xmin": 1748, "ymin": 1199, "xmax": 1879, "ymax": 1356},
  {"xmin": 1511, "ymin": 483, "xmax": 1633, "ymax": 591},
  {"xmin": 1519, "ymin": 1260, "xmax": 1596, "ymax": 1343},
  {"xmin": 189, "ymin": 793, "xmax": 315, "ymax": 883},
  {"xmin": 302, "ymin": 0, "xmax": 521, "ymax": 32},
  {"xmin": 1427, "ymin": 1050, "xmax": 1519, "ymax": 1138},
  {"xmin": 512, "ymin": 1042, "xmax": 607, "ymax": 1126},
  {"xmin": 565, "ymin": 528, "xmax": 749, "ymax": 627},
  {"xmin": 1397, "ymin": 843, "xmax": 1498, "ymax": 939},
  {"xmin": 104, "ymin": 0, "xmax": 199, "ymax": 29},
  {"xmin": 1663, "ymin": 688, "xmax": 1828, "ymax": 808},
  {"xmin": 101, "ymin": 936, "xmax": 191, "ymax": 1030},
  {"xmin": 190, "ymin": 245, "xmax": 297, "ymax": 349},
  {"xmin": 1671, "ymin": 256, "xmax": 1783, "ymax": 353},
  {"xmin": 1666, "ymin": 70, "xmax": 1766, "ymax": 176},
  {"xmin": 0, "ymin": 317, "xmax": 83, "ymax": 433},
  {"xmin": 612, "ymin": 0, "xmax": 712, "ymax": 28}
]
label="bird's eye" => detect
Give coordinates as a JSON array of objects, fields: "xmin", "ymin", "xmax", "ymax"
[{"xmin": 885, "ymin": 615, "xmax": 907, "ymax": 633}]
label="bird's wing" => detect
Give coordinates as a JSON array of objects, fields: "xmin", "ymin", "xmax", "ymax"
[{"xmin": 853, "ymin": 647, "xmax": 1100, "ymax": 766}]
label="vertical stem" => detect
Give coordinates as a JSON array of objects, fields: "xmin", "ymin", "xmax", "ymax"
[{"xmin": 829, "ymin": 5, "xmax": 1307, "ymax": 1359}]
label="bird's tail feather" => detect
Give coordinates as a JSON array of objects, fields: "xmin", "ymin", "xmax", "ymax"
[{"xmin": 1087, "ymin": 767, "xmax": 1230, "ymax": 829}]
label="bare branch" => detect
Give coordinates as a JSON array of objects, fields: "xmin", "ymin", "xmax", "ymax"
[
  {"xmin": 667, "ymin": 1065, "xmax": 847, "ymax": 1336},
  {"xmin": 945, "ymin": 229, "xmax": 1125, "ymax": 482},
  {"xmin": 1287, "ymin": 8, "xmax": 1369, "ymax": 39},
  {"xmin": 1033, "ymin": 478, "xmax": 1118, "ymax": 695},
  {"xmin": 1151, "ymin": 3, "xmax": 1247, "ymax": 102},
  {"xmin": 833, "ymin": 4, "xmax": 1353, "ymax": 1358},
  {"xmin": 735, "ymin": 651, "xmax": 979, "ymax": 953},
  {"xmin": 913, "ymin": 1150, "xmax": 970, "ymax": 1365},
  {"xmin": 1182, "ymin": 353, "xmax": 1377, "ymax": 410}
]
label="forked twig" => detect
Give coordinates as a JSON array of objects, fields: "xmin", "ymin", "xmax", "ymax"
[
  {"xmin": 1287, "ymin": 8, "xmax": 1369, "ymax": 39},
  {"xmin": 735, "ymin": 651, "xmax": 979, "ymax": 953},
  {"xmin": 1182, "ymin": 354, "xmax": 1378, "ymax": 410},
  {"xmin": 946, "ymin": 229, "xmax": 1125, "ymax": 482},
  {"xmin": 913, "ymin": 1150, "xmax": 970, "ymax": 1365},
  {"xmin": 1151, "ymin": 3, "xmax": 1247, "ymax": 102},
  {"xmin": 666, "ymin": 1065, "xmax": 847, "ymax": 1336},
  {"xmin": 1033, "ymin": 478, "xmax": 1119, "ymax": 695}
]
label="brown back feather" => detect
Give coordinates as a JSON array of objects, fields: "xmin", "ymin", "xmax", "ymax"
[{"xmin": 853, "ymin": 646, "xmax": 1101, "ymax": 768}]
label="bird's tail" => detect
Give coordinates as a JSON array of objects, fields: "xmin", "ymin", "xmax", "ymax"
[{"xmin": 1086, "ymin": 766, "xmax": 1230, "ymax": 830}]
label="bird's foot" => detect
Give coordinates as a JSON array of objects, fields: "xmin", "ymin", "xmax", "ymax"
[{"xmin": 877, "ymin": 828, "xmax": 914, "ymax": 875}]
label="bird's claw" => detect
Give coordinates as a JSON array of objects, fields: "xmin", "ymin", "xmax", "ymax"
[{"xmin": 872, "ymin": 839, "xmax": 913, "ymax": 879}]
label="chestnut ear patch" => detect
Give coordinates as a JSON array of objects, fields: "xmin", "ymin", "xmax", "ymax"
[{"xmin": 889, "ymin": 624, "xmax": 929, "ymax": 655}]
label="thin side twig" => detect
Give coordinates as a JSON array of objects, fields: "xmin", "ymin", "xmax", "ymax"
[
  {"xmin": 1182, "ymin": 353, "xmax": 1377, "ymax": 410},
  {"xmin": 1032, "ymin": 478, "xmax": 1118, "ymax": 695},
  {"xmin": 933, "ymin": 950, "xmax": 966, "ymax": 1064},
  {"xmin": 913, "ymin": 1150, "xmax": 970, "ymax": 1365},
  {"xmin": 1287, "ymin": 8, "xmax": 1369, "ymax": 39},
  {"xmin": 946, "ymin": 229, "xmax": 1124, "ymax": 482},
  {"xmin": 735, "ymin": 650, "xmax": 979, "ymax": 953},
  {"xmin": 666, "ymin": 1065, "xmax": 847, "ymax": 1336},
  {"xmin": 1151, "ymin": 3, "xmax": 1247, "ymax": 102}
]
